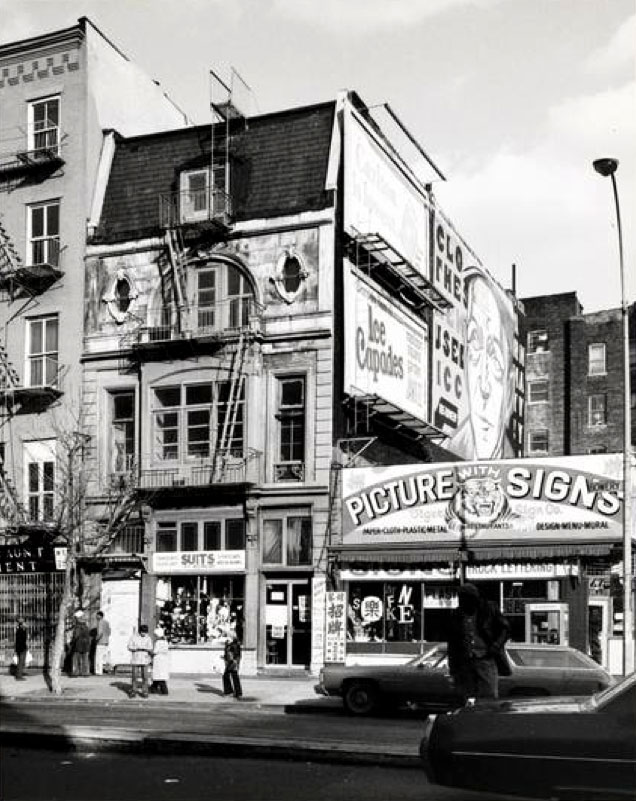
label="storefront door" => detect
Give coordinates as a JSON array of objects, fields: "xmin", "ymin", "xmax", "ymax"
[
  {"xmin": 588, "ymin": 596, "xmax": 611, "ymax": 668},
  {"xmin": 525, "ymin": 602, "xmax": 569, "ymax": 645},
  {"xmin": 265, "ymin": 579, "xmax": 311, "ymax": 668}
]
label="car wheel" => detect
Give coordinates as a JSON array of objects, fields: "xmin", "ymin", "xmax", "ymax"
[{"xmin": 343, "ymin": 681, "xmax": 378, "ymax": 715}]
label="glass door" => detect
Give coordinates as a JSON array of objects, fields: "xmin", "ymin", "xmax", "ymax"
[
  {"xmin": 525, "ymin": 602, "xmax": 569, "ymax": 645},
  {"xmin": 265, "ymin": 579, "xmax": 311, "ymax": 668}
]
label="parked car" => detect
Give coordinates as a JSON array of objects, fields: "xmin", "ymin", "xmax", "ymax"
[
  {"xmin": 419, "ymin": 672, "xmax": 636, "ymax": 801},
  {"xmin": 314, "ymin": 643, "xmax": 613, "ymax": 715}
]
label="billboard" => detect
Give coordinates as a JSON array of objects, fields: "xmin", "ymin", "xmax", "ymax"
[
  {"xmin": 344, "ymin": 104, "xmax": 429, "ymax": 278},
  {"xmin": 344, "ymin": 267, "xmax": 428, "ymax": 423},
  {"xmin": 430, "ymin": 210, "xmax": 519, "ymax": 461},
  {"xmin": 342, "ymin": 454, "xmax": 629, "ymax": 546}
]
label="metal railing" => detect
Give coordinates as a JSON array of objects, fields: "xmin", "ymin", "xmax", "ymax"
[
  {"xmin": 106, "ymin": 526, "xmax": 145, "ymax": 555},
  {"xmin": 0, "ymin": 122, "xmax": 64, "ymax": 173},
  {"xmin": 159, "ymin": 186, "xmax": 232, "ymax": 230},
  {"xmin": 273, "ymin": 461, "xmax": 305, "ymax": 482},
  {"xmin": 131, "ymin": 298, "xmax": 261, "ymax": 347},
  {"xmin": 140, "ymin": 449, "xmax": 261, "ymax": 489},
  {"xmin": 29, "ymin": 237, "xmax": 61, "ymax": 269}
]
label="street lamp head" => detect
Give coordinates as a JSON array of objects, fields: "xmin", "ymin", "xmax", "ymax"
[{"xmin": 593, "ymin": 158, "xmax": 619, "ymax": 177}]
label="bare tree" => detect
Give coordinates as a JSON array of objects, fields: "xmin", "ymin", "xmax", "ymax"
[{"xmin": 47, "ymin": 425, "xmax": 140, "ymax": 695}]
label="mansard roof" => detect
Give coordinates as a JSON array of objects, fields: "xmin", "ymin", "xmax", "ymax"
[{"xmin": 93, "ymin": 100, "xmax": 336, "ymax": 243}]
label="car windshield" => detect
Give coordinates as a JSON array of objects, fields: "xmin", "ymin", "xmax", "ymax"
[
  {"xmin": 507, "ymin": 647, "xmax": 596, "ymax": 670},
  {"xmin": 582, "ymin": 671, "xmax": 636, "ymax": 712}
]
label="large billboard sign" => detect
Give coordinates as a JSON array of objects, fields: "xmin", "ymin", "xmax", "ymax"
[
  {"xmin": 431, "ymin": 209, "xmax": 519, "ymax": 461},
  {"xmin": 344, "ymin": 267, "xmax": 428, "ymax": 423},
  {"xmin": 342, "ymin": 454, "xmax": 629, "ymax": 546},
  {"xmin": 343, "ymin": 104, "xmax": 429, "ymax": 278}
]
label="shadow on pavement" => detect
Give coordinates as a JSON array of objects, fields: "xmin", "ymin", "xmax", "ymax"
[{"xmin": 193, "ymin": 682, "xmax": 226, "ymax": 697}]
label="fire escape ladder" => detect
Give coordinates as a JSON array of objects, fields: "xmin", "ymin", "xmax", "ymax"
[
  {"xmin": 0, "ymin": 215, "xmax": 24, "ymax": 294},
  {"xmin": 164, "ymin": 227, "xmax": 189, "ymax": 331},
  {"xmin": 213, "ymin": 331, "xmax": 248, "ymax": 479}
]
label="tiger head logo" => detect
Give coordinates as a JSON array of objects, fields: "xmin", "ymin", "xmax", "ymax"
[{"xmin": 446, "ymin": 468, "xmax": 511, "ymax": 528}]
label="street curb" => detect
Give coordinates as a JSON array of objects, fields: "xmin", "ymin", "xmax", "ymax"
[{"xmin": 0, "ymin": 726, "xmax": 423, "ymax": 769}]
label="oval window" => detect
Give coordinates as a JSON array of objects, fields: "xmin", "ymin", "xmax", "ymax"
[
  {"xmin": 115, "ymin": 278, "xmax": 131, "ymax": 313},
  {"xmin": 282, "ymin": 255, "xmax": 302, "ymax": 295}
]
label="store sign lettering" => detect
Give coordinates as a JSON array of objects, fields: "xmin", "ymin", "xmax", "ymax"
[{"xmin": 151, "ymin": 550, "xmax": 245, "ymax": 574}]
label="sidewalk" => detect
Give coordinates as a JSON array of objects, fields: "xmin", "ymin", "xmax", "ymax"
[{"xmin": 0, "ymin": 668, "xmax": 323, "ymax": 708}]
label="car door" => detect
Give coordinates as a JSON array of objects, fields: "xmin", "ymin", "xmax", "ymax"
[{"xmin": 410, "ymin": 651, "xmax": 457, "ymax": 707}]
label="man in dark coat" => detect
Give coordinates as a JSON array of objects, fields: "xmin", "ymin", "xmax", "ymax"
[
  {"xmin": 222, "ymin": 635, "xmax": 243, "ymax": 699},
  {"xmin": 447, "ymin": 583, "xmax": 510, "ymax": 702},
  {"xmin": 14, "ymin": 619, "xmax": 28, "ymax": 681},
  {"xmin": 71, "ymin": 611, "xmax": 91, "ymax": 677}
]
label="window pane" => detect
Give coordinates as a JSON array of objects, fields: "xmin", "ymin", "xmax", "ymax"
[
  {"xmin": 281, "ymin": 378, "xmax": 304, "ymax": 406},
  {"xmin": 45, "ymin": 318, "xmax": 58, "ymax": 352},
  {"xmin": 43, "ymin": 462, "xmax": 55, "ymax": 492},
  {"xmin": 186, "ymin": 384, "xmax": 212, "ymax": 405},
  {"xmin": 30, "ymin": 320, "xmax": 43, "ymax": 354},
  {"xmin": 29, "ymin": 358, "xmax": 43, "ymax": 386},
  {"xmin": 31, "ymin": 207, "xmax": 44, "ymax": 238},
  {"xmin": 227, "ymin": 265, "xmax": 244, "ymax": 296},
  {"xmin": 263, "ymin": 520, "xmax": 282, "ymax": 564},
  {"xmin": 187, "ymin": 409, "xmax": 210, "ymax": 457},
  {"xmin": 114, "ymin": 392, "xmax": 135, "ymax": 421},
  {"xmin": 156, "ymin": 523, "xmax": 177, "ymax": 552},
  {"xmin": 154, "ymin": 387, "xmax": 181, "ymax": 408},
  {"xmin": 181, "ymin": 522, "xmax": 198, "ymax": 552},
  {"xmin": 287, "ymin": 517, "xmax": 312, "ymax": 565},
  {"xmin": 226, "ymin": 519, "xmax": 245, "ymax": 550},
  {"xmin": 204, "ymin": 521, "xmax": 221, "ymax": 550},
  {"xmin": 46, "ymin": 203, "xmax": 60, "ymax": 236},
  {"xmin": 28, "ymin": 462, "xmax": 39, "ymax": 492}
]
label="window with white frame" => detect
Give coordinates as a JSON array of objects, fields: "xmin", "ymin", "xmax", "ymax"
[
  {"xmin": 180, "ymin": 169, "xmax": 209, "ymax": 222},
  {"xmin": 588, "ymin": 394, "xmax": 607, "ymax": 427},
  {"xmin": 588, "ymin": 343, "xmax": 606, "ymax": 376},
  {"xmin": 528, "ymin": 379, "xmax": 549, "ymax": 404},
  {"xmin": 274, "ymin": 376, "xmax": 306, "ymax": 481},
  {"xmin": 26, "ymin": 314, "xmax": 58, "ymax": 387},
  {"xmin": 152, "ymin": 381, "xmax": 244, "ymax": 462},
  {"xmin": 262, "ymin": 511, "xmax": 312, "ymax": 566},
  {"xmin": 528, "ymin": 429, "xmax": 549, "ymax": 454},
  {"xmin": 528, "ymin": 330, "xmax": 549, "ymax": 354},
  {"xmin": 194, "ymin": 263, "xmax": 251, "ymax": 333},
  {"xmin": 24, "ymin": 440, "xmax": 55, "ymax": 522},
  {"xmin": 155, "ymin": 518, "xmax": 245, "ymax": 553},
  {"xmin": 28, "ymin": 201, "xmax": 60, "ymax": 267},
  {"xmin": 110, "ymin": 390, "xmax": 136, "ymax": 474},
  {"xmin": 28, "ymin": 95, "xmax": 60, "ymax": 154}
]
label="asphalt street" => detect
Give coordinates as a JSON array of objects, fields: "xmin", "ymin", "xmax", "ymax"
[{"xmin": 0, "ymin": 746, "xmax": 536, "ymax": 801}]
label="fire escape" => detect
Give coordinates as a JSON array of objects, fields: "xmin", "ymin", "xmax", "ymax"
[{"xmin": 126, "ymin": 69, "xmax": 261, "ymax": 497}]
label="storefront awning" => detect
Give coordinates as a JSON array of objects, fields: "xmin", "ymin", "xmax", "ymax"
[{"xmin": 333, "ymin": 542, "xmax": 614, "ymax": 566}]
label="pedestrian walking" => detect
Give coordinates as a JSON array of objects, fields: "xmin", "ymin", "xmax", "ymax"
[
  {"xmin": 70, "ymin": 610, "xmax": 91, "ymax": 677},
  {"xmin": 94, "ymin": 611, "xmax": 111, "ymax": 675},
  {"xmin": 14, "ymin": 619, "xmax": 28, "ymax": 681},
  {"xmin": 127, "ymin": 623, "xmax": 153, "ymax": 698},
  {"xmin": 222, "ymin": 634, "xmax": 243, "ymax": 699},
  {"xmin": 447, "ymin": 583, "xmax": 510, "ymax": 703},
  {"xmin": 150, "ymin": 627, "xmax": 170, "ymax": 695}
]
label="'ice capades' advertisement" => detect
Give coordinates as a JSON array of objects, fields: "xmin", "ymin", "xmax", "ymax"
[
  {"xmin": 431, "ymin": 209, "xmax": 520, "ymax": 461},
  {"xmin": 342, "ymin": 454, "xmax": 629, "ymax": 546},
  {"xmin": 344, "ymin": 267, "xmax": 428, "ymax": 423},
  {"xmin": 343, "ymin": 102, "xmax": 429, "ymax": 280}
]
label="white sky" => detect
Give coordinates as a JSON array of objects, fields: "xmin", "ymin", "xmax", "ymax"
[{"xmin": 2, "ymin": 0, "xmax": 634, "ymax": 312}]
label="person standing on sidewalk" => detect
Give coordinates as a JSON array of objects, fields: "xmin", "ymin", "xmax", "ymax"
[
  {"xmin": 127, "ymin": 624, "xmax": 153, "ymax": 698},
  {"xmin": 94, "ymin": 611, "xmax": 111, "ymax": 675},
  {"xmin": 150, "ymin": 627, "xmax": 170, "ymax": 695},
  {"xmin": 14, "ymin": 619, "xmax": 28, "ymax": 681},
  {"xmin": 223, "ymin": 634, "xmax": 243, "ymax": 699},
  {"xmin": 447, "ymin": 583, "xmax": 510, "ymax": 703},
  {"xmin": 71, "ymin": 611, "xmax": 91, "ymax": 677}
]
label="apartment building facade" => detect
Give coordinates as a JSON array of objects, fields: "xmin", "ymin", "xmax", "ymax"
[{"xmin": 0, "ymin": 18, "xmax": 187, "ymax": 666}]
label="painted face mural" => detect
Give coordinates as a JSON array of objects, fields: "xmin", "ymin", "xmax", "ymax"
[{"xmin": 465, "ymin": 275, "xmax": 508, "ymax": 459}]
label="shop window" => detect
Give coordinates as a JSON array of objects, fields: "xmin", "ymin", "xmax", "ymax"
[
  {"xmin": 181, "ymin": 522, "xmax": 198, "ymax": 551},
  {"xmin": 527, "ymin": 330, "xmax": 549, "ymax": 354},
  {"xmin": 156, "ymin": 521, "xmax": 177, "ymax": 552},
  {"xmin": 347, "ymin": 582, "xmax": 423, "ymax": 644},
  {"xmin": 588, "ymin": 394, "xmax": 607, "ymax": 427},
  {"xmin": 26, "ymin": 314, "xmax": 58, "ymax": 387},
  {"xmin": 528, "ymin": 379, "xmax": 549, "ymax": 404},
  {"xmin": 204, "ymin": 521, "xmax": 221, "ymax": 550},
  {"xmin": 588, "ymin": 343, "xmax": 606, "ymax": 376},
  {"xmin": 156, "ymin": 576, "xmax": 244, "ymax": 645},
  {"xmin": 274, "ymin": 376, "xmax": 306, "ymax": 482},
  {"xmin": 156, "ymin": 518, "xmax": 244, "ymax": 553},
  {"xmin": 262, "ymin": 513, "xmax": 312, "ymax": 566},
  {"xmin": 110, "ymin": 390, "xmax": 135, "ymax": 474},
  {"xmin": 528, "ymin": 429, "xmax": 549, "ymax": 454},
  {"xmin": 226, "ymin": 519, "xmax": 246, "ymax": 550},
  {"xmin": 152, "ymin": 381, "xmax": 244, "ymax": 463}
]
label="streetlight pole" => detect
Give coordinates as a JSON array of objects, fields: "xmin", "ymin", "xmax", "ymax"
[{"xmin": 593, "ymin": 157, "xmax": 634, "ymax": 675}]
